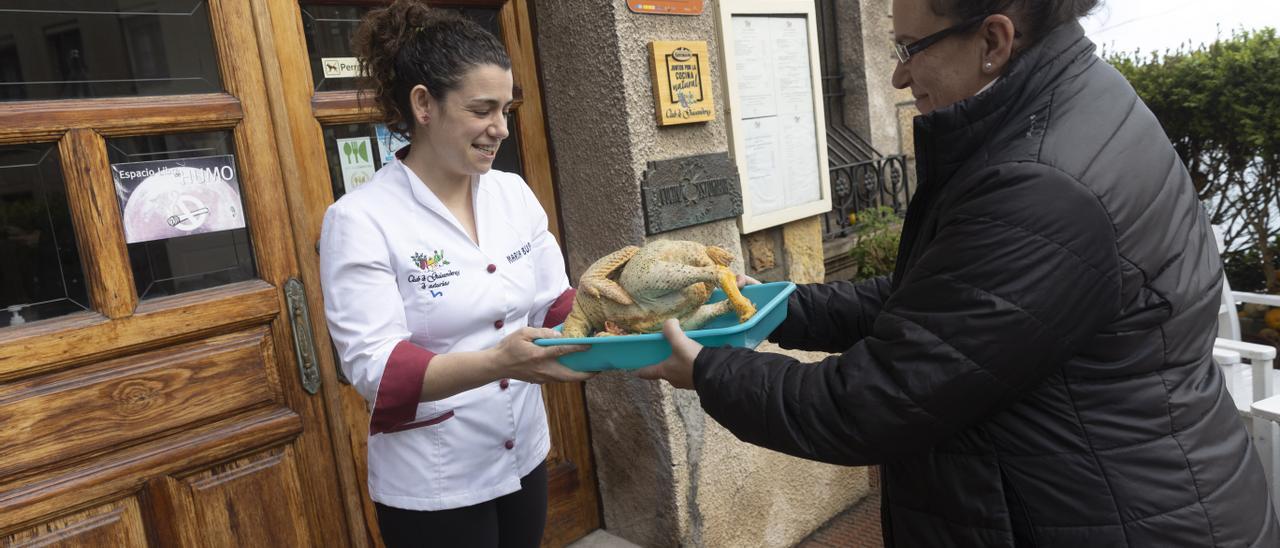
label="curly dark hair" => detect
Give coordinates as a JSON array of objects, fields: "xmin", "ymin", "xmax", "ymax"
[
  {"xmin": 352, "ymin": 0, "xmax": 511, "ymax": 141},
  {"xmin": 927, "ymin": 0, "xmax": 1101, "ymax": 44}
]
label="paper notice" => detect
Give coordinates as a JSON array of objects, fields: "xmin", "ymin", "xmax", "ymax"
[
  {"xmin": 731, "ymin": 15, "xmax": 825, "ymax": 221},
  {"xmin": 733, "ymin": 16, "xmax": 777, "ymax": 120},
  {"xmin": 110, "ymin": 155, "xmax": 246, "ymax": 244}
]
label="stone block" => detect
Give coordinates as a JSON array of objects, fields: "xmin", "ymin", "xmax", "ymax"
[{"xmin": 783, "ymin": 217, "xmax": 825, "ymax": 284}]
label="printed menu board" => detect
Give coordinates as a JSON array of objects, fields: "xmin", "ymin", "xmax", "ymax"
[{"xmin": 731, "ymin": 14, "xmax": 823, "ymax": 219}]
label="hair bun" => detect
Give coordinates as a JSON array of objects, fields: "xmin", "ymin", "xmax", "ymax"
[{"xmin": 352, "ymin": 0, "xmax": 510, "ymax": 141}]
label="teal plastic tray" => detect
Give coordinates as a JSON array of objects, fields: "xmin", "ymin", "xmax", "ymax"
[{"xmin": 534, "ymin": 281, "xmax": 796, "ymax": 372}]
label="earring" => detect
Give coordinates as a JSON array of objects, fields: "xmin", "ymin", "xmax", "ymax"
[{"xmin": 984, "ymin": 62, "xmax": 994, "ymax": 72}]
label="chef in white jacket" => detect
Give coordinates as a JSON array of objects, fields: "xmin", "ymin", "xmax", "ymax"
[{"xmin": 319, "ymin": 4, "xmax": 590, "ymax": 547}]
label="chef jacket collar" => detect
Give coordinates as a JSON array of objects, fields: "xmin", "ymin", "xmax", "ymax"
[{"xmin": 394, "ymin": 146, "xmax": 483, "ymax": 245}]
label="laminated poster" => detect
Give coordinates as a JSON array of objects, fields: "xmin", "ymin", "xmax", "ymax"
[
  {"xmin": 731, "ymin": 15, "xmax": 822, "ymax": 216},
  {"xmin": 111, "ymin": 154, "xmax": 246, "ymax": 244}
]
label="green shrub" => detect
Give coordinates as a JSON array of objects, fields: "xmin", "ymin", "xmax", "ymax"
[{"xmin": 849, "ymin": 206, "xmax": 902, "ymax": 280}]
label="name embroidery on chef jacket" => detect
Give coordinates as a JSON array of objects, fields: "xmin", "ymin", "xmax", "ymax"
[
  {"xmin": 506, "ymin": 241, "xmax": 532, "ymax": 264},
  {"xmin": 407, "ymin": 250, "xmax": 461, "ymax": 298}
]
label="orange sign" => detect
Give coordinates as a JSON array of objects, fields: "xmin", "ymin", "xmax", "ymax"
[{"xmin": 628, "ymin": 1, "xmax": 703, "ymax": 15}]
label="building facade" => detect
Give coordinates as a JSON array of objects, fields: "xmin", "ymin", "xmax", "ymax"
[{"xmin": 0, "ymin": 1, "xmax": 909, "ymax": 546}]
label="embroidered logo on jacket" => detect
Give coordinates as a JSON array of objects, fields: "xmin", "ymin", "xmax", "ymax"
[
  {"xmin": 412, "ymin": 250, "xmax": 449, "ymax": 271},
  {"xmin": 408, "ymin": 250, "xmax": 460, "ymax": 295}
]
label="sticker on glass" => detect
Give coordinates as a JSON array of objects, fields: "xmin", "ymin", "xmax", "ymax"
[
  {"xmin": 111, "ymin": 155, "xmax": 247, "ymax": 244},
  {"xmin": 337, "ymin": 137, "xmax": 376, "ymax": 193},
  {"xmin": 321, "ymin": 57, "xmax": 360, "ymax": 79},
  {"xmin": 376, "ymin": 124, "xmax": 410, "ymax": 165}
]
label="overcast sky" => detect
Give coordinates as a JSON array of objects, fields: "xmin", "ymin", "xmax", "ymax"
[{"xmin": 1082, "ymin": 0, "xmax": 1280, "ymax": 56}]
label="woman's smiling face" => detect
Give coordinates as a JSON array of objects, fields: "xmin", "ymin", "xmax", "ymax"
[
  {"xmin": 890, "ymin": 0, "xmax": 995, "ymax": 114},
  {"xmin": 420, "ymin": 63, "xmax": 513, "ymax": 177}
]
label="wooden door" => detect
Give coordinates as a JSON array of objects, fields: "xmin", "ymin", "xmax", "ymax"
[
  {"xmin": 255, "ymin": 0, "xmax": 601, "ymax": 546},
  {"xmin": 0, "ymin": 0, "xmax": 357, "ymax": 546}
]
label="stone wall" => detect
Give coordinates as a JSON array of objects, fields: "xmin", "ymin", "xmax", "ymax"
[{"xmin": 533, "ymin": 1, "xmax": 870, "ymax": 546}]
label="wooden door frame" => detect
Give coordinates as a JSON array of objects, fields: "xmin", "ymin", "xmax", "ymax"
[
  {"xmin": 253, "ymin": 0, "xmax": 599, "ymax": 545},
  {"xmin": 0, "ymin": 0, "xmax": 350, "ymax": 544}
]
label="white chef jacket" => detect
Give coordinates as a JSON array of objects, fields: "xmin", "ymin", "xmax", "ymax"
[{"xmin": 319, "ymin": 153, "xmax": 574, "ymax": 511}]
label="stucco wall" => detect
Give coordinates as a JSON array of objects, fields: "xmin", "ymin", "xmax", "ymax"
[
  {"xmin": 533, "ymin": 1, "xmax": 869, "ymax": 546},
  {"xmin": 688, "ymin": 343, "xmax": 871, "ymax": 548},
  {"xmin": 835, "ymin": 0, "xmax": 913, "ymax": 158},
  {"xmin": 858, "ymin": 0, "xmax": 904, "ymax": 155},
  {"xmin": 532, "ymin": 0, "xmax": 645, "ymax": 281}
]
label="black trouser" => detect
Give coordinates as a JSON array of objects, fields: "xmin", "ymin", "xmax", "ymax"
[{"xmin": 375, "ymin": 462, "xmax": 548, "ymax": 548}]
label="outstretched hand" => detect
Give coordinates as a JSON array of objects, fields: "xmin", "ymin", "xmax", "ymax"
[
  {"xmin": 635, "ymin": 318, "xmax": 703, "ymax": 389},
  {"xmin": 494, "ymin": 327, "xmax": 595, "ymax": 384}
]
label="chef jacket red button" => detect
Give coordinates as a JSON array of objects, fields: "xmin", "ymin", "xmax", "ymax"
[
  {"xmin": 500, "ymin": 379, "xmax": 510, "ymax": 389},
  {"xmin": 494, "ymin": 319, "xmax": 504, "ymax": 329},
  {"xmin": 487, "ymin": 264, "xmax": 496, "ymax": 273},
  {"xmin": 504, "ymin": 439, "xmax": 515, "ymax": 450}
]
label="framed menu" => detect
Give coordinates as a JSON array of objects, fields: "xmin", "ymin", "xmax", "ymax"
[{"xmin": 716, "ymin": 0, "xmax": 831, "ymax": 233}]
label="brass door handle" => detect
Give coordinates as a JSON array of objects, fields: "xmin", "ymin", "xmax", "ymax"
[{"xmin": 285, "ymin": 277, "xmax": 322, "ymax": 394}]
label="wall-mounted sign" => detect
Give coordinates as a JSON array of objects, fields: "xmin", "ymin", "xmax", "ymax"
[
  {"xmin": 629, "ymin": 1, "xmax": 703, "ymax": 15},
  {"xmin": 111, "ymin": 155, "xmax": 247, "ymax": 244},
  {"xmin": 649, "ymin": 40, "xmax": 715, "ymax": 126},
  {"xmin": 717, "ymin": 1, "xmax": 832, "ymax": 233},
  {"xmin": 336, "ymin": 137, "xmax": 376, "ymax": 193},
  {"xmin": 641, "ymin": 152, "xmax": 743, "ymax": 234},
  {"xmin": 320, "ymin": 56, "xmax": 360, "ymax": 79}
]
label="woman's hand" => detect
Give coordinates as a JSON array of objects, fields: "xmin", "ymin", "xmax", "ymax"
[
  {"xmin": 492, "ymin": 327, "xmax": 595, "ymax": 384},
  {"xmin": 635, "ymin": 319, "xmax": 703, "ymax": 389}
]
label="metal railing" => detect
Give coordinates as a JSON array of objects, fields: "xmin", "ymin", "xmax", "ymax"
[{"xmin": 822, "ymin": 154, "xmax": 910, "ymax": 239}]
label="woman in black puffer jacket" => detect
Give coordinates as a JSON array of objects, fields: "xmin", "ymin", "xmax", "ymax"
[{"xmin": 638, "ymin": 0, "xmax": 1280, "ymax": 545}]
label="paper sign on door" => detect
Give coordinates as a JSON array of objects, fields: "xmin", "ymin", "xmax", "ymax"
[{"xmin": 110, "ymin": 155, "xmax": 247, "ymax": 244}]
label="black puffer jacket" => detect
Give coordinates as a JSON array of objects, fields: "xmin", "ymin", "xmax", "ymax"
[{"xmin": 695, "ymin": 22, "xmax": 1279, "ymax": 547}]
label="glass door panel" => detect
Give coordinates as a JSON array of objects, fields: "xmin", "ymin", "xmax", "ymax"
[
  {"xmin": 105, "ymin": 130, "xmax": 257, "ymax": 300},
  {"xmin": 0, "ymin": 0, "xmax": 223, "ymax": 101},
  {"xmin": 0, "ymin": 143, "xmax": 89, "ymax": 326}
]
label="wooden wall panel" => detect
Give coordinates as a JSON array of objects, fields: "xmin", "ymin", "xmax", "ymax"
[
  {"xmin": 209, "ymin": 1, "xmax": 352, "ymax": 541},
  {"xmin": 541, "ymin": 381, "xmax": 600, "ymax": 547},
  {"xmin": 2, "ymin": 497, "xmax": 148, "ymax": 548},
  {"xmin": 0, "ymin": 281, "xmax": 278, "ymax": 382},
  {"xmin": 500, "ymin": 0, "xmax": 561, "ymax": 241},
  {"xmin": 173, "ymin": 447, "xmax": 310, "ymax": 548},
  {"xmin": 0, "ymin": 408, "xmax": 300, "ymax": 533},
  {"xmin": 0, "ymin": 0, "xmax": 356, "ymax": 544},
  {"xmin": 0, "ymin": 94, "xmax": 242, "ymax": 145},
  {"xmin": 59, "ymin": 129, "xmax": 137, "ymax": 320},
  {"xmin": 0, "ymin": 329, "xmax": 276, "ymax": 479},
  {"xmin": 251, "ymin": 0, "xmax": 374, "ymax": 543}
]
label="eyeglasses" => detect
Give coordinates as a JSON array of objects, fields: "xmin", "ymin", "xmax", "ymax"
[{"xmin": 894, "ymin": 14, "xmax": 990, "ymax": 64}]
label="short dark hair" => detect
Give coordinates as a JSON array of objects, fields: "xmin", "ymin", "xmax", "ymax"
[
  {"xmin": 927, "ymin": 0, "xmax": 1101, "ymax": 44},
  {"xmin": 353, "ymin": 0, "xmax": 511, "ymax": 141}
]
